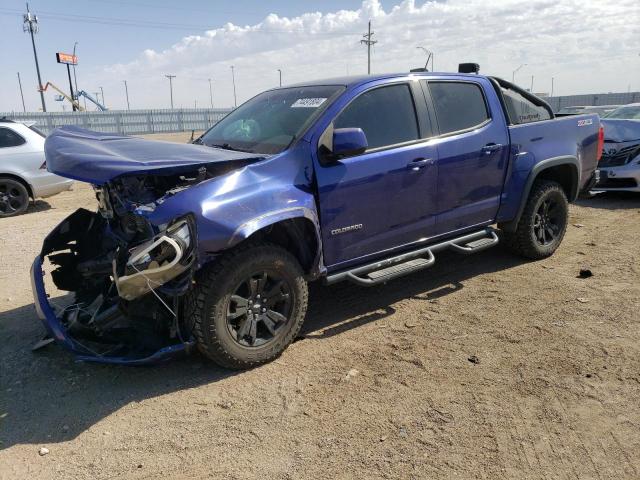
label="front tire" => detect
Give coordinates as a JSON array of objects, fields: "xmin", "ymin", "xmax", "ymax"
[
  {"xmin": 502, "ymin": 180, "xmax": 569, "ymax": 259},
  {"xmin": 187, "ymin": 244, "xmax": 308, "ymax": 369}
]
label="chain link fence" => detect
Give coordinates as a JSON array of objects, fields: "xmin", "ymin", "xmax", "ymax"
[{"xmin": 1, "ymin": 108, "xmax": 231, "ymax": 136}]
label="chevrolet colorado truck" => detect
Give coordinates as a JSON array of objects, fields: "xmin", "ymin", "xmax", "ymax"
[{"xmin": 32, "ymin": 70, "xmax": 602, "ymax": 368}]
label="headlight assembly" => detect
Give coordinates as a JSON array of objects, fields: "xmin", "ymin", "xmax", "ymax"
[{"xmin": 113, "ymin": 217, "xmax": 196, "ymax": 301}]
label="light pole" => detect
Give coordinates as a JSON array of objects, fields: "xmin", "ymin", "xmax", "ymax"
[
  {"xmin": 512, "ymin": 64, "xmax": 526, "ymax": 83},
  {"xmin": 165, "ymin": 74, "xmax": 176, "ymax": 109},
  {"xmin": 99, "ymin": 86, "xmax": 105, "ymax": 108},
  {"xmin": 208, "ymin": 78, "xmax": 214, "ymax": 108},
  {"xmin": 17, "ymin": 72, "xmax": 26, "ymax": 112},
  {"xmin": 530, "ymin": 75, "xmax": 534, "ymax": 92},
  {"xmin": 123, "ymin": 80, "xmax": 130, "ymax": 110},
  {"xmin": 551, "ymin": 77, "xmax": 554, "ymax": 97},
  {"xmin": 72, "ymin": 42, "xmax": 79, "ymax": 94},
  {"xmin": 230, "ymin": 66, "xmax": 237, "ymax": 108},
  {"xmin": 416, "ymin": 46, "xmax": 433, "ymax": 71},
  {"xmin": 23, "ymin": 3, "xmax": 46, "ymax": 112},
  {"xmin": 277, "ymin": 69, "xmax": 282, "ymax": 87}
]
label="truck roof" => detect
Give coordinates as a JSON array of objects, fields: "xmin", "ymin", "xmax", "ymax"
[{"xmin": 286, "ymin": 72, "xmax": 486, "ymax": 89}]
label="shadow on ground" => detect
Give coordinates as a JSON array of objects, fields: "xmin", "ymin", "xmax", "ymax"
[
  {"xmin": 24, "ymin": 200, "xmax": 52, "ymax": 215},
  {"xmin": 0, "ymin": 246, "xmax": 525, "ymax": 450},
  {"xmin": 577, "ymin": 191, "xmax": 640, "ymax": 210}
]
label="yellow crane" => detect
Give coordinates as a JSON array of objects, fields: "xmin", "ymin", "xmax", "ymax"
[{"xmin": 39, "ymin": 82, "xmax": 84, "ymax": 111}]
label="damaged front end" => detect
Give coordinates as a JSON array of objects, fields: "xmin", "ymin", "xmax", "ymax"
[{"xmin": 32, "ymin": 175, "xmax": 201, "ymax": 364}]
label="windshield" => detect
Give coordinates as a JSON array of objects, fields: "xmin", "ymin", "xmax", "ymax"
[
  {"xmin": 603, "ymin": 105, "xmax": 640, "ymax": 120},
  {"xmin": 200, "ymin": 85, "xmax": 344, "ymax": 154}
]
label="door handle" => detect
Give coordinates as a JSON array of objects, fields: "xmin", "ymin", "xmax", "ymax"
[
  {"xmin": 407, "ymin": 158, "xmax": 434, "ymax": 171},
  {"xmin": 481, "ymin": 143, "xmax": 503, "ymax": 155}
]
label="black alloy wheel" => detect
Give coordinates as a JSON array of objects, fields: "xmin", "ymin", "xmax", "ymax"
[
  {"xmin": 533, "ymin": 197, "xmax": 562, "ymax": 246},
  {"xmin": 188, "ymin": 243, "xmax": 308, "ymax": 369},
  {"xmin": 0, "ymin": 178, "xmax": 29, "ymax": 217},
  {"xmin": 226, "ymin": 270, "xmax": 293, "ymax": 347}
]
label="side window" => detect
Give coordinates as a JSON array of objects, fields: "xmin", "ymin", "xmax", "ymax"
[
  {"xmin": 501, "ymin": 87, "xmax": 552, "ymax": 124},
  {"xmin": 428, "ymin": 82, "xmax": 489, "ymax": 134},
  {"xmin": 0, "ymin": 128, "xmax": 26, "ymax": 148},
  {"xmin": 334, "ymin": 84, "xmax": 419, "ymax": 149}
]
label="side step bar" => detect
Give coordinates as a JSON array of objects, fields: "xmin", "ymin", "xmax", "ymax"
[{"xmin": 326, "ymin": 228, "xmax": 499, "ymax": 286}]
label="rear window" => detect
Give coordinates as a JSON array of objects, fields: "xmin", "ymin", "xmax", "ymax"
[
  {"xmin": 428, "ymin": 82, "xmax": 489, "ymax": 134},
  {"xmin": 0, "ymin": 128, "xmax": 26, "ymax": 148},
  {"xmin": 28, "ymin": 125, "xmax": 47, "ymax": 138},
  {"xmin": 502, "ymin": 87, "xmax": 552, "ymax": 124}
]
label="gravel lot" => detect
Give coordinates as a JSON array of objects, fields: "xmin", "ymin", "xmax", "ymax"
[{"xmin": 1, "ymin": 133, "xmax": 639, "ymax": 479}]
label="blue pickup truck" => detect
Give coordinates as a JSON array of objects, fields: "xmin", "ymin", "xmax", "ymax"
[{"xmin": 33, "ymin": 69, "xmax": 602, "ymax": 368}]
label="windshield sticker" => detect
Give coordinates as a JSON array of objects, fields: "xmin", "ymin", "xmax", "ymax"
[{"xmin": 291, "ymin": 98, "xmax": 327, "ymax": 108}]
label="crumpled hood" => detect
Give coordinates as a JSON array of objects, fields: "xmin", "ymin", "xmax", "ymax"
[
  {"xmin": 44, "ymin": 126, "xmax": 265, "ymax": 185},
  {"xmin": 601, "ymin": 119, "xmax": 640, "ymax": 143}
]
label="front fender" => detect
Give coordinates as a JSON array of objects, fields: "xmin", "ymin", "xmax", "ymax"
[{"xmin": 140, "ymin": 142, "xmax": 322, "ymax": 265}]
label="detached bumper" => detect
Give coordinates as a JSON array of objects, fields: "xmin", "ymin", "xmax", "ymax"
[{"xmin": 30, "ymin": 255, "xmax": 193, "ymax": 365}]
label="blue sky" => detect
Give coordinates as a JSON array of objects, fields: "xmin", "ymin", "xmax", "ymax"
[{"xmin": 1, "ymin": 0, "xmax": 639, "ymax": 112}]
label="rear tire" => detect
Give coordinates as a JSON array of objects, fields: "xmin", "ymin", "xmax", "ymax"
[
  {"xmin": 187, "ymin": 244, "xmax": 308, "ymax": 369},
  {"xmin": 502, "ymin": 180, "xmax": 568, "ymax": 259},
  {"xmin": 0, "ymin": 177, "xmax": 29, "ymax": 218}
]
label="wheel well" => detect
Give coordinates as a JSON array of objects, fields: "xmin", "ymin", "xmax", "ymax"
[
  {"xmin": 535, "ymin": 164, "xmax": 578, "ymax": 201},
  {"xmin": 0, "ymin": 173, "xmax": 33, "ymax": 198},
  {"xmin": 244, "ymin": 218, "xmax": 320, "ymax": 274}
]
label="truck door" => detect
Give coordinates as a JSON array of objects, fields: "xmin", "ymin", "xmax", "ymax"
[
  {"xmin": 423, "ymin": 80, "xmax": 510, "ymax": 235},
  {"xmin": 314, "ymin": 82, "xmax": 439, "ymax": 268}
]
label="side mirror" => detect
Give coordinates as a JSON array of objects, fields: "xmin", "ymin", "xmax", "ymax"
[{"xmin": 331, "ymin": 128, "xmax": 368, "ymax": 159}]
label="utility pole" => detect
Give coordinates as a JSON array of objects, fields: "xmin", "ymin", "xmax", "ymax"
[
  {"xmin": 23, "ymin": 3, "xmax": 46, "ymax": 112},
  {"xmin": 208, "ymin": 78, "xmax": 214, "ymax": 108},
  {"xmin": 65, "ymin": 63, "xmax": 77, "ymax": 111},
  {"xmin": 230, "ymin": 66, "xmax": 237, "ymax": 108},
  {"xmin": 512, "ymin": 63, "xmax": 526, "ymax": 83},
  {"xmin": 72, "ymin": 42, "xmax": 79, "ymax": 94},
  {"xmin": 99, "ymin": 86, "xmax": 105, "ymax": 108},
  {"xmin": 17, "ymin": 73, "xmax": 26, "ymax": 112},
  {"xmin": 165, "ymin": 74, "xmax": 176, "ymax": 109},
  {"xmin": 277, "ymin": 69, "xmax": 282, "ymax": 87},
  {"xmin": 360, "ymin": 20, "xmax": 377, "ymax": 74},
  {"xmin": 123, "ymin": 80, "xmax": 130, "ymax": 110}
]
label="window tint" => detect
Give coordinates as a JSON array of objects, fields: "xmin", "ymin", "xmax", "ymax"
[
  {"xmin": 334, "ymin": 84, "xmax": 419, "ymax": 149},
  {"xmin": 501, "ymin": 87, "xmax": 552, "ymax": 124},
  {"xmin": 428, "ymin": 82, "xmax": 489, "ymax": 134},
  {"xmin": 0, "ymin": 128, "xmax": 26, "ymax": 148}
]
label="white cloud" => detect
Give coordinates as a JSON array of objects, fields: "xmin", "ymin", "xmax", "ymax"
[{"xmin": 35, "ymin": 0, "xmax": 640, "ymax": 110}]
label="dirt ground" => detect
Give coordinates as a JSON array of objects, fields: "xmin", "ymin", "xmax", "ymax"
[{"xmin": 1, "ymin": 132, "xmax": 639, "ymax": 479}]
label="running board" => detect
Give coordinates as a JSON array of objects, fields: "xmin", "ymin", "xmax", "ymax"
[{"xmin": 326, "ymin": 228, "xmax": 499, "ymax": 286}]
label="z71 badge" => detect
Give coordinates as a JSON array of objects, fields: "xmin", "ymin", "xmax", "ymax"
[{"xmin": 577, "ymin": 119, "xmax": 593, "ymax": 126}]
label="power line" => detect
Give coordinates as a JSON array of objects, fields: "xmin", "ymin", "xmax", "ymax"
[
  {"xmin": 1, "ymin": 8, "xmax": 360, "ymax": 35},
  {"xmin": 360, "ymin": 20, "xmax": 377, "ymax": 75}
]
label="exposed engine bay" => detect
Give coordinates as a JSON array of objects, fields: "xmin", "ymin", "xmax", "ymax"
[{"xmin": 39, "ymin": 172, "xmax": 209, "ymax": 359}]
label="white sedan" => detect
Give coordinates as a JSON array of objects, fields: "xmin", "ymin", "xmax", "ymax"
[{"xmin": 0, "ymin": 119, "xmax": 73, "ymax": 217}]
